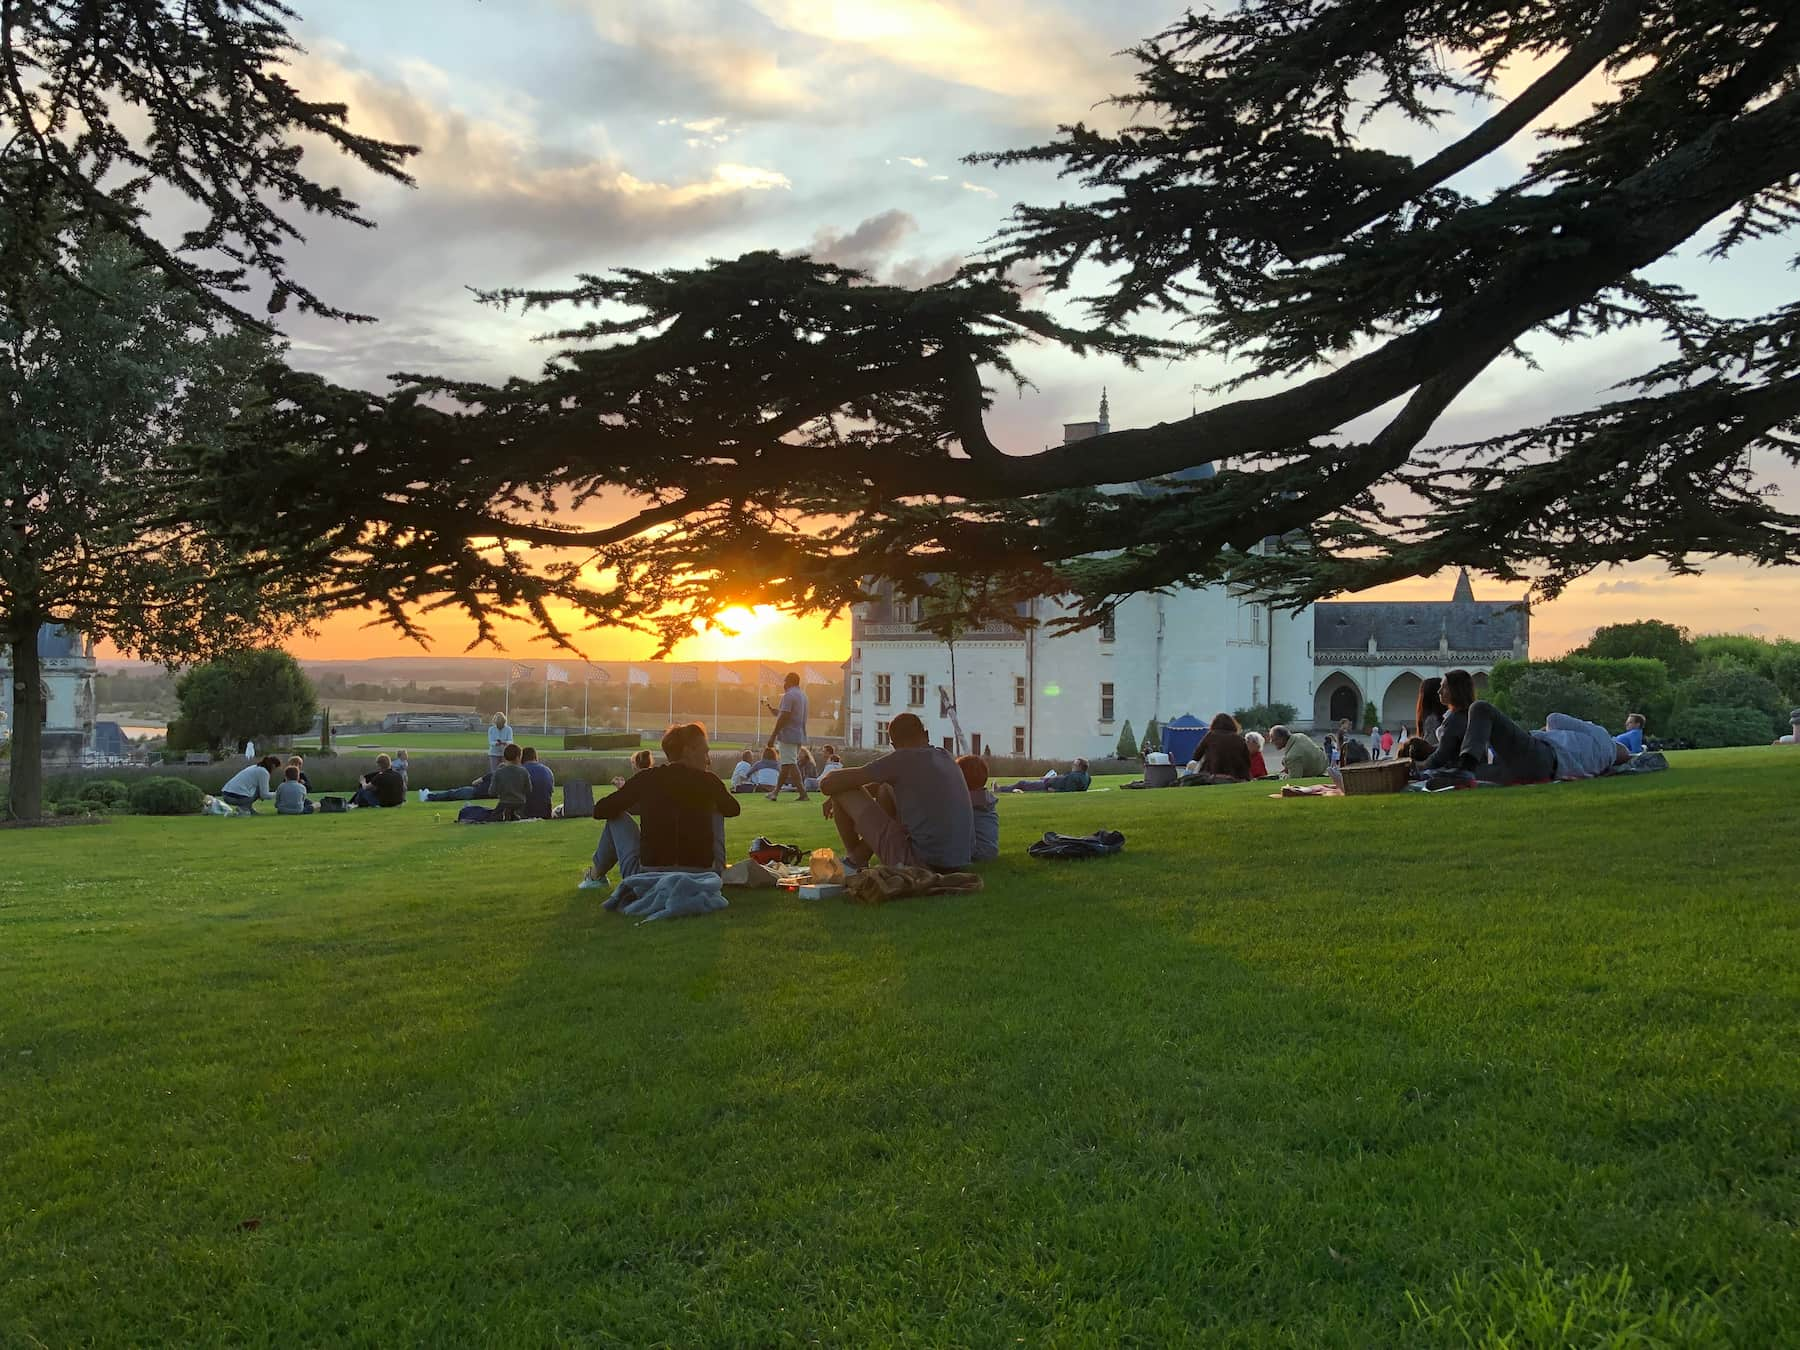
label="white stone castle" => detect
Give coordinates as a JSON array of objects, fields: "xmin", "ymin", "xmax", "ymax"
[{"xmin": 844, "ymin": 397, "xmax": 1528, "ymax": 760}]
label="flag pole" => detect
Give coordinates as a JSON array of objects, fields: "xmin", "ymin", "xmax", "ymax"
[
  {"xmin": 583, "ymin": 679, "xmax": 589, "ymax": 733},
  {"xmin": 713, "ymin": 673, "xmax": 719, "ymax": 734},
  {"xmin": 668, "ymin": 667, "xmax": 674, "ymax": 726},
  {"xmin": 625, "ymin": 675, "xmax": 631, "ymax": 737},
  {"xmin": 755, "ymin": 669, "xmax": 763, "ymax": 742},
  {"xmin": 505, "ymin": 664, "xmax": 512, "ymax": 720},
  {"xmin": 543, "ymin": 676, "xmax": 549, "ymax": 735}
]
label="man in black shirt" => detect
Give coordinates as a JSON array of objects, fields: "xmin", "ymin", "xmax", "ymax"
[
  {"xmin": 350, "ymin": 753, "xmax": 407, "ymax": 808},
  {"xmin": 580, "ymin": 722, "xmax": 739, "ymax": 890}
]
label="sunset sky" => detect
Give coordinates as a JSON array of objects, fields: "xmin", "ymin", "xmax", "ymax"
[{"xmin": 249, "ymin": 0, "xmax": 1798, "ymax": 663}]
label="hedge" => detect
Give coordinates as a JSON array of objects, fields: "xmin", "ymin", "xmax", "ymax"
[
  {"xmin": 128, "ymin": 777, "xmax": 205, "ymax": 816},
  {"xmin": 1666, "ymin": 704, "xmax": 1782, "ymax": 748}
]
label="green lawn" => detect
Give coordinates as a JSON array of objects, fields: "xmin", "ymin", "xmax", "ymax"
[{"xmin": 3, "ymin": 750, "xmax": 1795, "ymax": 1345}]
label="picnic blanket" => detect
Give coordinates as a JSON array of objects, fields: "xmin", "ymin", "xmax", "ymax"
[
  {"xmin": 603, "ymin": 870, "xmax": 728, "ymax": 923},
  {"xmin": 1026, "ymin": 830, "xmax": 1126, "ymax": 860},
  {"xmin": 845, "ymin": 865, "xmax": 984, "ymax": 904}
]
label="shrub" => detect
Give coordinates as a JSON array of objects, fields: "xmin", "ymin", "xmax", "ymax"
[
  {"xmin": 563, "ymin": 732, "xmax": 642, "ymax": 751},
  {"xmin": 1232, "ymin": 702, "xmax": 1298, "ymax": 731},
  {"xmin": 128, "ymin": 776, "xmax": 205, "ymax": 816},
  {"xmin": 54, "ymin": 800, "xmax": 91, "ymax": 817},
  {"xmin": 1674, "ymin": 662, "xmax": 1786, "ymax": 735},
  {"xmin": 78, "ymin": 779, "xmax": 130, "ymax": 807},
  {"xmin": 1507, "ymin": 669, "xmax": 1627, "ymax": 731},
  {"xmin": 1361, "ymin": 701, "xmax": 1380, "ymax": 729},
  {"xmin": 1666, "ymin": 704, "xmax": 1780, "ymax": 748},
  {"xmin": 1115, "ymin": 720, "xmax": 1137, "ymax": 760}
]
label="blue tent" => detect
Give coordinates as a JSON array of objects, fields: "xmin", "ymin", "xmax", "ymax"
[{"xmin": 1161, "ymin": 714, "xmax": 1208, "ymax": 764}]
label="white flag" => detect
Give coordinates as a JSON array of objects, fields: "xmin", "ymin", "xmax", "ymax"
[
  {"xmin": 670, "ymin": 665, "xmax": 701, "ymax": 684},
  {"xmin": 544, "ymin": 663, "xmax": 570, "ymax": 684},
  {"xmin": 803, "ymin": 666, "xmax": 833, "ymax": 685},
  {"xmin": 587, "ymin": 667, "xmax": 612, "ymax": 684},
  {"xmin": 758, "ymin": 664, "xmax": 784, "ymax": 683},
  {"xmin": 715, "ymin": 666, "xmax": 743, "ymax": 685},
  {"xmin": 626, "ymin": 666, "xmax": 652, "ymax": 686}
]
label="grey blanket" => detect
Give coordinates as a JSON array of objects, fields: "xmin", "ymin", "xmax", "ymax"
[{"xmin": 603, "ymin": 870, "xmax": 729, "ymax": 923}]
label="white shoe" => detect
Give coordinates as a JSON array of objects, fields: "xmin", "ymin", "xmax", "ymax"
[
  {"xmin": 418, "ymin": 788, "xmax": 428, "ymax": 802},
  {"xmin": 577, "ymin": 875, "xmax": 608, "ymax": 891}
]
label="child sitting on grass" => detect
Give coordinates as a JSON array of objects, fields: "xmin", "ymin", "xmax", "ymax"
[{"xmin": 958, "ymin": 754, "xmax": 999, "ymax": 862}]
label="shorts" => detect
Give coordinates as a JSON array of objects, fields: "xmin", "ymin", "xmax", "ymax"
[
  {"xmin": 837, "ymin": 789, "xmax": 920, "ymax": 868},
  {"xmin": 778, "ymin": 742, "xmax": 800, "ymax": 766}
]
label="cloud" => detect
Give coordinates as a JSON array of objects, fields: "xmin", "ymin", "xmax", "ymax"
[
  {"xmin": 895, "ymin": 155, "xmax": 928, "ymax": 168},
  {"xmin": 747, "ymin": 0, "xmax": 1121, "ymax": 119},
  {"xmin": 795, "ymin": 208, "xmax": 965, "ymax": 287},
  {"xmin": 1593, "ymin": 579, "xmax": 1660, "ymax": 595},
  {"xmin": 269, "ymin": 49, "xmax": 798, "ymax": 387},
  {"xmin": 960, "ymin": 181, "xmax": 998, "ymax": 197}
]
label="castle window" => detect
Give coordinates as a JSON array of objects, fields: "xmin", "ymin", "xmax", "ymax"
[
  {"xmin": 1013, "ymin": 725, "xmax": 1026, "ymax": 753},
  {"xmin": 1100, "ymin": 683, "xmax": 1115, "ymax": 723},
  {"xmin": 907, "ymin": 674, "xmax": 926, "ymax": 707},
  {"xmin": 876, "ymin": 720, "xmax": 891, "ymax": 747},
  {"xmin": 1014, "ymin": 675, "xmax": 1026, "ymax": 706},
  {"xmin": 1099, "ymin": 608, "xmax": 1117, "ymax": 643},
  {"xmin": 875, "ymin": 674, "xmax": 891, "ymax": 706}
]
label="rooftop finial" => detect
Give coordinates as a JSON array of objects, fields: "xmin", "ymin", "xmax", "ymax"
[
  {"xmin": 1452, "ymin": 567, "xmax": 1476, "ymax": 604},
  {"xmin": 1098, "ymin": 386, "xmax": 1110, "ymax": 433}
]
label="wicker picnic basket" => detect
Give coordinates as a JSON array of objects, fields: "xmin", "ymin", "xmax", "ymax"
[{"xmin": 1338, "ymin": 759, "xmax": 1413, "ymax": 795}]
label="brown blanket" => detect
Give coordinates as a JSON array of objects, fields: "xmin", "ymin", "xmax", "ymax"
[{"xmin": 846, "ymin": 864, "xmax": 984, "ymax": 905}]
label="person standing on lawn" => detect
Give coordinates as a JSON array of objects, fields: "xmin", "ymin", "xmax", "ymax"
[
  {"xmin": 487, "ymin": 713, "xmax": 514, "ymax": 773},
  {"xmin": 581, "ymin": 722, "xmax": 739, "ymax": 888},
  {"xmin": 819, "ymin": 712, "xmax": 973, "ymax": 872},
  {"xmin": 764, "ymin": 672, "xmax": 810, "ymax": 802}
]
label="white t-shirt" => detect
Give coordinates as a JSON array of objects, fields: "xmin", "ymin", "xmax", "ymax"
[
  {"xmin": 488, "ymin": 723, "xmax": 514, "ymax": 756},
  {"xmin": 221, "ymin": 765, "xmax": 272, "ymax": 799}
]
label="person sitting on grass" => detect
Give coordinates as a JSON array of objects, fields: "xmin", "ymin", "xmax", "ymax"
[
  {"xmin": 456, "ymin": 744, "xmax": 531, "ymax": 822},
  {"xmin": 1423, "ymin": 669, "xmax": 1631, "ymax": 787},
  {"xmin": 819, "ymin": 713, "xmax": 973, "ymax": 872},
  {"xmin": 521, "ymin": 746, "xmax": 556, "ymax": 820},
  {"xmin": 1267, "ymin": 726, "xmax": 1328, "ymax": 778},
  {"xmin": 1180, "ymin": 713, "xmax": 1252, "ymax": 784},
  {"xmin": 728, "ymin": 749, "xmax": 756, "ymax": 792},
  {"xmin": 1246, "ymin": 731, "xmax": 1269, "ymax": 779},
  {"xmin": 613, "ymin": 749, "xmax": 655, "ymax": 788},
  {"xmin": 1416, "ymin": 678, "xmax": 1446, "ymax": 746},
  {"xmin": 958, "ymin": 753, "xmax": 999, "ymax": 863},
  {"xmin": 286, "ymin": 755, "xmax": 311, "ymax": 791},
  {"xmin": 350, "ymin": 753, "xmax": 408, "ymax": 809},
  {"xmin": 220, "ymin": 756, "xmax": 283, "ymax": 815},
  {"xmin": 1614, "ymin": 712, "xmax": 1648, "ymax": 755},
  {"xmin": 580, "ymin": 721, "xmax": 739, "ymax": 889},
  {"xmin": 1001, "ymin": 758, "xmax": 1092, "ymax": 793},
  {"xmin": 420, "ymin": 769, "xmax": 494, "ymax": 803},
  {"xmin": 748, "ymin": 747, "xmax": 781, "ymax": 793},
  {"xmin": 808, "ymin": 747, "xmax": 844, "ymax": 792},
  {"xmin": 275, "ymin": 765, "xmax": 314, "ymax": 815}
]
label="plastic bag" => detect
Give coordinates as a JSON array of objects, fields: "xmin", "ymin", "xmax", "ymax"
[{"xmin": 809, "ymin": 847, "xmax": 845, "ymax": 884}]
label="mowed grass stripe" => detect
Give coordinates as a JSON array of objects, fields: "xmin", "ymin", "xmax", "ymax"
[{"xmin": 1, "ymin": 748, "xmax": 1795, "ymax": 1344}]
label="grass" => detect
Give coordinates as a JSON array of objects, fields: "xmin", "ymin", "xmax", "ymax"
[{"xmin": 2, "ymin": 748, "xmax": 1795, "ymax": 1345}]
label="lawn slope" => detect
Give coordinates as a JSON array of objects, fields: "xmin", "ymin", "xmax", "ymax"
[{"xmin": 2, "ymin": 749, "xmax": 1796, "ymax": 1345}]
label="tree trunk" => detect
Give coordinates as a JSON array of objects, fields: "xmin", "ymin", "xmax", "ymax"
[{"xmin": 6, "ymin": 630, "xmax": 44, "ymax": 821}]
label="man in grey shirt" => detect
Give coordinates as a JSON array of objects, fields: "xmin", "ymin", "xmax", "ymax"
[
  {"xmin": 819, "ymin": 712, "xmax": 974, "ymax": 870},
  {"xmin": 764, "ymin": 671, "xmax": 811, "ymax": 801}
]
